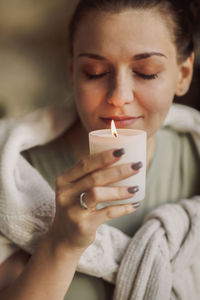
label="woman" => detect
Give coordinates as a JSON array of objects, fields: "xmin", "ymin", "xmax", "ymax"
[{"xmin": 0, "ymin": 0, "xmax": 199, "ymax": 299}]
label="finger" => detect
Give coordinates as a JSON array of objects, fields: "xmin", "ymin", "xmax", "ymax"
[
  {"xmin": 56, "ymin": 148, "xmax": 125, "ymax": 187},
  {"xmin": 89, "ymin": 204, "xmax": 137, "ymax": 226},
  {"xmin": 69, "ymin": 161, "xmax": 143, "ymax": 198},
  {"xmin": 82, "ymin": 185, "xmax": 139, "ymax": 209}
]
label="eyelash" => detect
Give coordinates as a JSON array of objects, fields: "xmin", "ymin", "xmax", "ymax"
[
  {"xmin": 85, "ymin": 72, "xmax": 109, "ymax": 80},
  {"xmin": 85, "ymin": 71, "xmax": 158, "ymax": 80},
  {"xmin": 134, "ymin": 72, "xmax": 158, "ymax": 80}
]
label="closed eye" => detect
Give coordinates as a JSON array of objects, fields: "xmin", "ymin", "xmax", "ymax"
[
  {"xmin": 134, "ymin": 71, "xmax": 158, "ymax": 80},
  {"xmin": 85, "ymin": 72, "xmax": 109, "ymax": 80}
]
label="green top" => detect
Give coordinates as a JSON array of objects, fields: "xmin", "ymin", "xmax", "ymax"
[{"xmin": 22, "ymin": 126, "xmax": 200, "ymax": 300}]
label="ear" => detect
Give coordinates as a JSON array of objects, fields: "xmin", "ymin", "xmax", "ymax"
[
  {"xmin": 175, "ymin": 52, "xmax": 194, "ymax": 97},
  {"xmin": 68, "ymin": 59, "xmax": 74, "ymax": 87}
]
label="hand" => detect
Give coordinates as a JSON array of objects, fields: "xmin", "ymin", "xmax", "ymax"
[{"xmin": 51, "ymin": 148, "xmax": 142, "ymax": 253}]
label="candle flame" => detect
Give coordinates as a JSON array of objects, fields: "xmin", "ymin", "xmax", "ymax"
[{"xmin": 111, "ymin": 120, "xmax": 118, "ymax": 138}]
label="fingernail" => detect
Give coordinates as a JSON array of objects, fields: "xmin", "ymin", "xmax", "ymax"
[
  {"xmin": 127, "ymin": 186, "xmax": 139, "ymax": 194},
  {"xmin": 131, "ymin": 161, "xmax": 143, "ymax": 170},
  {"xmin": 113, "ymin": 148, "xmax": 125, "ymax": 157},
  {"xmin": 132, "ymin": 202, "xmax": 141, "ymax": 208}
]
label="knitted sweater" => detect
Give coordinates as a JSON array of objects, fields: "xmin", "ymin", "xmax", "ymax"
[{"xmin": 0, "ymin": 100, "xmax": 200, "ymax": 299}]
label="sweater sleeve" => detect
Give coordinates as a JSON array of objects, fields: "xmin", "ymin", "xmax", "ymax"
[{"xmin": 113, "ymin": 197, "xmax": 200, "ymax": 300}]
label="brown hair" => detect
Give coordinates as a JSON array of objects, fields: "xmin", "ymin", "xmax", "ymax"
[{"xmin": 68, "ymin": 0, "xmax": 197, "ymax": 62}]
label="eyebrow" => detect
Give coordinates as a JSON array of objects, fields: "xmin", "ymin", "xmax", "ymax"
[
  {"xmin": 78, "ymin": 51, "xmax": 167, "ymax": 61},
  {"xmin": 133, "ymin": 52, "xmax": 167, "ymax": 60},
  {"xmin": 78, "ymin": 53, "xmax": 106, "ymax": 60}
]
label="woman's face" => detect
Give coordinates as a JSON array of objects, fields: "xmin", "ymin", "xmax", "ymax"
[{"xmin": 70, "ymin": 9, "xmax": 191, "ymax": 137}]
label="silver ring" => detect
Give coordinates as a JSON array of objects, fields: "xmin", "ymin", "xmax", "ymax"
[{"xmin": 80, "ymin": 192, "xmax": 88, "ymax": 210}]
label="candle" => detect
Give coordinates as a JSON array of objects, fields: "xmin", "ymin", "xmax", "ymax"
[{"xmin": 89, "ymin": 126, "xmax": 147, "ymax": 206}]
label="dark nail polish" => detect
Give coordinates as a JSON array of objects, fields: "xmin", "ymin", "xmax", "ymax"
[
  {"xmin": 113, "ymin": 148, "xmax": 125, "ymax": 157},
  {"xmin": 132, "ymin": 202, "xmax": 141, "ymax": 208},
  {"xmin": 131, "ymin": 161, "xmax": 143, "ymax": 170},
  {"xmin": 127, "ymin": 186, "xmax": 139, "ymax": 194}
]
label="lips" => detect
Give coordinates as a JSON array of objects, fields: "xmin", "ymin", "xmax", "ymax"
[{"xmin": 100, "ymin": 115, "xmax": 142, "ymax": 127}]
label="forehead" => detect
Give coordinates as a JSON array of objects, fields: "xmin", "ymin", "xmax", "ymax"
[{"xmin": 73, "ymin": 9, "xmax": 176, "ymax": 60}]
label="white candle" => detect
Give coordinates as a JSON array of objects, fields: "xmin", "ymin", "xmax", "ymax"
[{"xmin": 89, "ymin": 128, "xmax": 147, "ymax": 205}]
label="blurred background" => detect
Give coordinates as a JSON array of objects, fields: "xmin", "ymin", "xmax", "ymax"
[{"xmin": 0, "ymin": 0, "xmax": 199, "ymax": 118}]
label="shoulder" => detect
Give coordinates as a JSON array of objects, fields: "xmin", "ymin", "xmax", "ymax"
[
  {"xmin": 163, "ymin": 104, "xmax": 200, "ymax": 156},
  {"xmin": 154, "ymin": 126, "xmax": 200, "ymax": 199},
  {"xmin": 164, "ymin": 103, "xmax": 200, "ymax": 131},
  {"xmin": 158, "ymin": 126, "xmax": 198, "ymax": 156}
]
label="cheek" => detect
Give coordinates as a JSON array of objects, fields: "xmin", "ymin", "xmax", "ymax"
[
  {"xmin": 73, "ymin": 78, "xmax": 104, "ymax": 129},
  {"xmin": 138, "ymin": 77, "xmax": 175, "ymax": 116},
  {"xmin": 136, "ymin": 78, "xmax": 176, "ymax": 136},
  {"xmin": 73, "ymin": 71, "xmax": 107, "ymax": 108},
  {"xmin": 74, "ymin": 83, "xmax": 101, "ymax": 112}
]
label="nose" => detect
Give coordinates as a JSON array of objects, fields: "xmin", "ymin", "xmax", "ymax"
[{"xmin": 107, "ymin": 72, "xmax": 134, "ymax": 107}]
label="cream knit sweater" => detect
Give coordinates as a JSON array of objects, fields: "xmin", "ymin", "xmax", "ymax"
[{"xmin": 0, "ymin": 100, "xmax": 200, "ymax": 299}]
